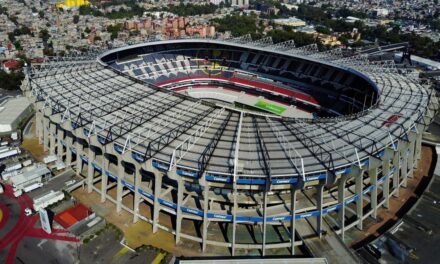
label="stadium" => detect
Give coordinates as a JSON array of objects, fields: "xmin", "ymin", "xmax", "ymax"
[{"xmin": 22, "ymin": 36, "xmax": 438, "ymax": 255}]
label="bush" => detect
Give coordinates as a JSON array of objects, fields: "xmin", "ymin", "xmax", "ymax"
[{"xmin": 0, "ymin": 70, "xmax": 24, "ymax": 90}]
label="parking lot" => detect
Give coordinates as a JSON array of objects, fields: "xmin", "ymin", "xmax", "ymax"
[{"xmin": 1, "ymin": 114, "xmax": 169, "ymax": 264}]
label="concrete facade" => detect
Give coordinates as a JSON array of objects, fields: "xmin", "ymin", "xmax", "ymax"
[{"xmin": 22, "ymin": 39, "xmax": 439, "ymax": 255}]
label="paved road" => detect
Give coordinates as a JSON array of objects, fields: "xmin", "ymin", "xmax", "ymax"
[
  {"xmin": 78, "ymin": 228, "xmax": 157, "ymax": 264},
  {"xmin": 27, "ymin": 169, "xmax": 79, "ymax": 199},
  {"xmin": 378, "ymin": 175, "xmax": 440, "ymax": 263},
  {"xmin": 2, "ymin": 169, "xmax": 158, "ymax": 264},
  {"xmin": 297, "ymin": 218, "xmax": 361, "ymax": 264},
  {"xmin": 0, "ymin": 183, "xmax": 81, "ymax": 264}
]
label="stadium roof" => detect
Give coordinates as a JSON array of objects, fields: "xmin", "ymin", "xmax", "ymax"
[{"xmin": 26, "ymin": 37, "xmax": 437, "ymax": 179}]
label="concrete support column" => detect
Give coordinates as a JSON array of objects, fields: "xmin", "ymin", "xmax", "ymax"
[
  {"xmin": 101, "ymin": 157, "xmax": 109, "ymax": 203},
  {"xmin": 49, "ymin": 123, "xmax": 56, "ymax": 155},
  {"xmin": 231, "ymin": 187, "xmax": 238, "ymax": 256},
  {"xmin": 133, "ymin": 163, "xmax": 141, "ymax": 223},
  {"xmin": 56, "ymin": 128, "xmax": 63, "ymax": 158},
  {"xmin": 415, "ymin": 126, "xmax": 423, "ymax": 161},
  {"xmin": 262, "ymin": 186, "xmax": 269, "ymax": 256},
  {"xmin": 36, "ymin": 112, "xmax": 43, "ymax": 144},
  {"xmin": 87, "ymin": 148, "xmax": 95, "ymax": 193},
  {"xmin": 407, "ymin": 132, "xmax": 417, "ymax": 176},
  {"xmin": 116, "ymin": 162, "xmax": 124, "ymax": 214},
  {"xmin": 369, "ymin": 167, "xmax": 378, "ymax": 219},
  {"xmin": 43, "ymin": 117, "xmax": 49, "ymax": 151},
  {"xmin": 353, "ymin": 166, "xmax": 364, "ymax": 230},
  {"xmin": 75, "ymin": 140, "xmax": 82, "ymax": 176},
  {"xmin": 65, "ymin": 136, "xmax": 73, "ymax": 166},
  {"xmin": 401, "ymin": 151, "xmax": 408, "ymax": 188},
  {"xmin": 152, "ymin": 164, "xmax": 163, "ymax": 233},
  {"xmin": 382, "ymin": 154, "xmax": 391, "ymax": 209},
  {"xmin": 316, "ymin": 184, "xmax": 324, "ymax": 238},
  {"xmin": 202, "ymin": 180, "xmax": 210, "ymax": 252},
  {"xmin": 290, "ymin": 187, "xmax": 297, "ymax": 255},
  {"xmin": 175, "ymin": 176, "xmax": 184, "ymax": 244},
  {"xmin": 337, "ymin": 174, "xmax": 348, "ymax": 241},
  {"xmin": 392, "ymin": 151, "xmax": 400, "ymax": 198}
]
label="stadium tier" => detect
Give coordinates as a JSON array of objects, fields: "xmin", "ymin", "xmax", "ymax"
[{"xmin": 23, "ymin": 37, "xmax": 439, "ymax": 255}]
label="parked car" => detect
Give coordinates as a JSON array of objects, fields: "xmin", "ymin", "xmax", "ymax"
[{"xmin": 24, "ymin": 208, "xmax": 33, "ymax": 216}]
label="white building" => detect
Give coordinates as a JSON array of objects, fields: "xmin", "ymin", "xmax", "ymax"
[
  {"xmin": 374, "ymin": 8, "xmax": 389, "ymax": 17},
  {"xmin": 33, "ymin": 190, "xmax": 65, "ymax": 211},
  {"xmin": 273, "ymin": 17, "xmax": 306, "ymax": 27},
  {"xmin": 231, "ymin": 0, "xmax": 249, "ymax": 8},
  {"xmin": 0, "ymin": 97, "xmax": 33, "ymax": 136},
  {"xmin": 209, "ymin": 0, "xmax": 225, "ymax": 5},
  {"xmin": 9, "ymin": 164, "xmax": 51, "ymax": 189},
  {"xmin": 394, "ymin": 52, "xmax": 440, "ymax": 70}
]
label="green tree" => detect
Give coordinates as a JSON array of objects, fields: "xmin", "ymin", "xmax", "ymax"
[
  {"xmin": 9, "ymin": 16, "xmax": 18, "ymax": 24},
  {"xmin": 213, "ymin": 14, "xmax": 259, "ymax": 37},
  {"xmin": 107, "ymin": 23, "xmax": 123, "ymax": 40},
  {"xmin": 315, "ymin": 26, "xmax": 331, "ymax": 34},
  {"xmin": 167, "ymin": 3, "xmax": 218, "ymax": 16},
  {"xmin": 0, "ymin": 5, "xmax": 8, "ymax": 15},
  {"xmin": 8, "ymin": 32, "xmax": 15, "ymax": 42},
  {"xmin": 13, "ymin": 40, "xmax": 22, "ymax": 50},
  {"xmin": 0, "ymin": 70, "xmax": 24, "ymax": 90},
  {"xmin": 73, "ymin": 15, "xmax": 80, "ymax": 24},
  {"xmin": 39, "ymin": 29, "xmax": 50, "ymax": 42}
]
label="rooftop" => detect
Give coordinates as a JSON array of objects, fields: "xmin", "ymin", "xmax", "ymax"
[
  {"xmin": 54, "ymin": 203, "xmax": 93, "ymax": 229},
  {"xmin": 0, "ymin": 97, "xmax": 32, "ymax": 133}
]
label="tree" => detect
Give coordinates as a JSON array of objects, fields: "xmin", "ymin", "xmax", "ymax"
[
  {"xmin": 39, "ymin": 29, "xmax": 50, "ymax": 42},
  {"xmin": 316, "ymin": 26, "xmax": 331, "ymax": 35},
  {"xmin": 213, "ymin": 14, "xmax": 259, "ymax": 37},
  {"xmin": 13, "ymin": 26, "xmax": 31, "ymax": 36},
  {"xmin": 73, "ymin": 15, "xmax": 80, "ymax": 24},
  {"xmin": 166, "ymin": 3, "xmax": 218, "ymax": 16},
  {"xmin": 9, "ymin": 16, "xmax": 17, "ymax": 24},
  {"xmin": 39, "ymin": 10, "xmax": 44, "ymax": 19},
  {"xmin": 107, "ymin": 24, "xmax": 123, "ymax": 40},
  {"xmin": 0, "ymin": 70, "xmax": 25, "ymax": 90},
  {"xmin": 0, "ymin": 5, "xmax": 8, "ymax": 15},
  {"xmin": 8, "ymin": 32, "xmax": 15, "ymax": 42},
  {"xmin": 43, "ymin": 48, "xmax": 54, "ymax": 56},
  {"xmin": 13, "ymin": 40, "xmax": 22, "ymax": 50},
  {"xmin": 266, "ymin": 30, "xmax": 316, "ymax": 47},
  {"xmin": 16, "ymin": 54, "xmax": 30, "ymax": 64}
]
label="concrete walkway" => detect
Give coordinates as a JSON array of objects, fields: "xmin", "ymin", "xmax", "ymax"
[{"xmin": 297, "ymin": 218, "xmax": 360, "ymax": 264}]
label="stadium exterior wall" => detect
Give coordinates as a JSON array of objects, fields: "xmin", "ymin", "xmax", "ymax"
[
  {"xmin": 26, "ymin": 88, "xmax": 432, "ymax": 255},
  {"xmin": 22, "ymin": 39, "xmax": 439, "ymax": 255}
]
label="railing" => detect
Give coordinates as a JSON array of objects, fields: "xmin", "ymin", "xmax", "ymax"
[
  {"xmin": 169, "ymin": 107, "xmax": 225, "ymax": 171},
  {"xmin": 266, "ymin": 117, "xmax": 305, "ymax": 181}
]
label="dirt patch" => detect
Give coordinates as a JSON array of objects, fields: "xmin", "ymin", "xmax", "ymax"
[
  {"xmin": 21, "ymin": 137, "xmax": 46, "ymax": 162},
  {"xmin": 20, "ymin": 116, "xmax": 47, "ymax": 162}
]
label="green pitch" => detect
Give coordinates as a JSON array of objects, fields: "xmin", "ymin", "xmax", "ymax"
[{"xmin": 254, "ymin": 100, "xmax": 286, "ymax": 115}]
